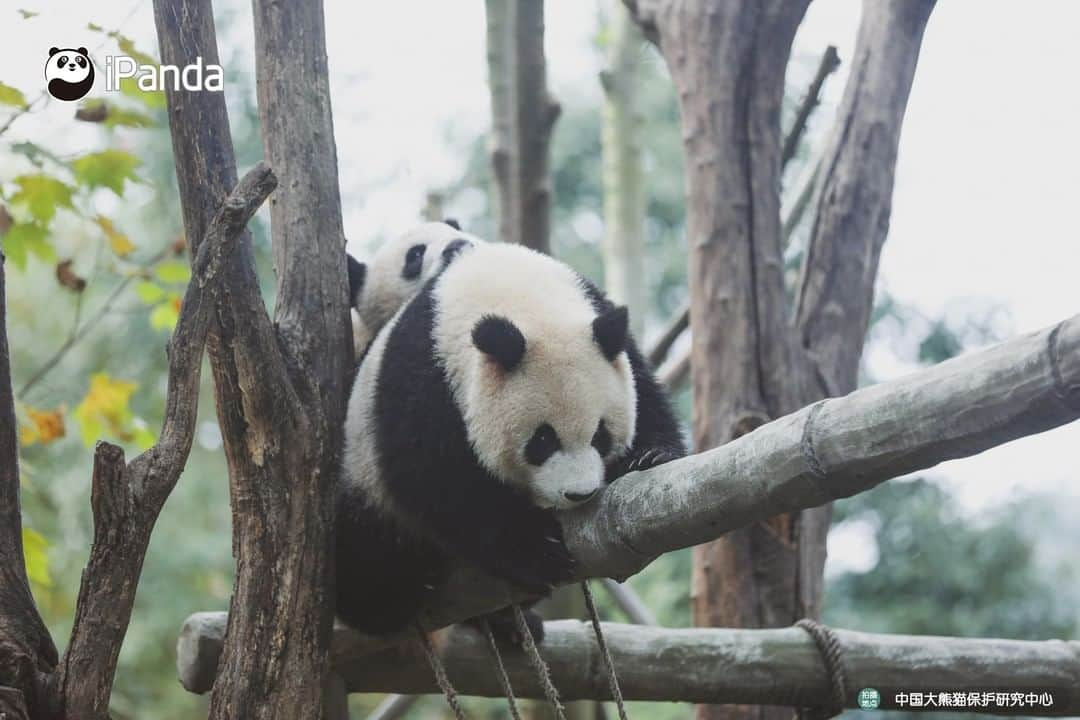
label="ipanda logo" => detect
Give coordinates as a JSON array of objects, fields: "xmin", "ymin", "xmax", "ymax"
[{"xmin": 44, "ymin": 46, "xmax": 223, "ymax": 102}]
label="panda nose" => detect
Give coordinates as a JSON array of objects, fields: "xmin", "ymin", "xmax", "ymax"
[
  {"xmin": 564, "ymin": 489, "xmax": 598, "ymax": 503},
  {"xmin": 68, "ymin": 64, "xmax": 76, "ymax": 69}
]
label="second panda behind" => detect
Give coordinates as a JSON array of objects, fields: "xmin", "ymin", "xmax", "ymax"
[{"xmin": 338, "ymin": 241, "xmax": 685, "ymax": 640}]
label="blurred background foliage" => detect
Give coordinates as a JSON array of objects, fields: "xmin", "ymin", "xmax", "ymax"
[{"xmin": 0, "ymin": 3, "xmax": 1076, "ymax": 720}]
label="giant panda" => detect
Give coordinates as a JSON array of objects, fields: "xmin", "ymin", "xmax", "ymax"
[
  {"xmin": 347, "ymin": 220, "xmax": 481, "ymax": 359},
  {"xmin": 337, "ymin": 241, "xmax": 685, "ymax": 641}
]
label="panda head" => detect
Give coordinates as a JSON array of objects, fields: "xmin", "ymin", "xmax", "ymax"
[
  {"xmin": 434, "ymin": 244, "xmax": 637, "ymax": 510},
  {"xmin": 45, "ymin": 47, "xmax": 95, "ymax": 102},
  {"xmin": 357, "ymin": 219, "xmax": 480, "ymax": 330}
]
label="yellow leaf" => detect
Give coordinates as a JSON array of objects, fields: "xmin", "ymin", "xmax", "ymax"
[
  {"xmin": 73, "ymin": 373, "xmax": 138, "ymax": 446},
  {"xmin": 22, "ymin": 528, "xmax": 52, "ymax": 588},
  {"xmin": 94, "ymin": 215, "xmax": 136, "ymax": 256},
  {"xmin": 19, "ymin": 405, "xmax": 65, "ymax": 446}
]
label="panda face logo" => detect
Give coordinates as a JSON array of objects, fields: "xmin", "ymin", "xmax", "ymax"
[{"xmin": 45, "ymin": 47, "xmax": 95, "ymax": 102}]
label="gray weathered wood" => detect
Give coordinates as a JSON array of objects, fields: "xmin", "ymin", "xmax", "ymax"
[
  {"xmin": 781, "ymin": 46, "xmax": 841, "ymax": 168},
  {"xmin": 485, "ymin": 0, "xmax": 516, "ymax": 245},
  {"xmin": 600, "ymin": 579, "xmax": 658, "ymax": 627},
  {"xmin": 188, "ymin": 620, "xmax": 1080, "ymax": 713},
  {"xmin": 513, "ymin": 0, "xmax": 560, "ymax": 253},
  {"xmin": 179, "ymin": 313, "xmax": 1080, "ymax": 684}
]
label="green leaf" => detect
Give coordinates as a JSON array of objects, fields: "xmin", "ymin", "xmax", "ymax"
[
  {"xmin": 119, "ymin": 75, "xmax": 166, "ymax": 110},
  {"xmin": 150, "ymin": 300, "xmax": 179, "ymax": 331},
  {"xmin": 87, "ymin": 21, "xmax": 105, "ymax": 32},
  {"xmin": 0, "ymin": 81, "xmax": 27, "ymax": 109},
  {"xmin": 105, "ymin": 105, "xmax": 155, "ymax": 129},
  {"xmin": 136, "ymin": 280, "xmax": 165, "ymax": 304},
  {"xmin": 2, "ymin": 222, "xmax": 52, "ymax": 269},
  {"xmin": 22, "ymin": 527, "xmax": 52, "ymax": 588},
  {"xmin": 114, "ymin": 33, "xmax": 159, "ymax": 68},
  {"xmin": 71, "ymin": 150, "xmax": 141, "ymax": 196},
  {"xmin": 18, "ymin": 9, "xmax": 39, "ymax": 19},
  {"xmin": 154, "ymin": 260, "xmax": 191, "ymax": 284},
  {"xmin": 11, "ymin": 174, "xmax": 74, "ymax": 223}
]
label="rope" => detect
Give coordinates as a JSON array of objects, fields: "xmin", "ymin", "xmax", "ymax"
[
  {"xmin": 480, "ymin": 618, "xmax": 523, "ymax": 720},
  {"xmin": 795, "ymin": 618, "xmax": 848, "ymax": 720},
  {"xmin": 416, "ymin": 623, "xmax": 468, "ymax": 720},
  {"xmin": 581, "ymin": 580, "xmax": 630, "ymax": 720},
  {"xmin": 512, "ymin": 604, "xmax": 567, "ymax": 720}
]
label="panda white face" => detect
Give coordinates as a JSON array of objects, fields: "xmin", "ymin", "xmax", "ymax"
[
  {"xmin": 434, "ymin": 244, "xmax": 637, "ymax": 510},
  {"xmin": 44, "ymin": 47, "xmax": 95, "ymax": 102},
  {"xmin": 359, "ymin": 221, "xmax": 482, "ymax": 332}
]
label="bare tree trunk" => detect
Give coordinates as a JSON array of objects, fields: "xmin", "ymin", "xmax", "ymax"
[
  {"xmin": 601, "ymin": 1, "xmax": 647, "ymax": 338},
  {"xmin": 486, "ymin": 0, "xmax": 517, "ymax": 245},
  {"xmin": 154, "ymin": 0, "xmax": 351, "ymax": 716},
  {"xmin": 624, "ymin": 1, "xmax": 934, "ymax": 718},
  {"xmin": 513, "ymin": 0, "xmax": 560, "ymax": 254},
  {"xmin": 0, "ymin": 253, "xmax": 56, "ymax": 719}
]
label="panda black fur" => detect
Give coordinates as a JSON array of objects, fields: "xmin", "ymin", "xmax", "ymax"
[
  {"xmin": 347, "ymin": 220, "xmax": 481, "ymax": 361},
  {"xmin": 337, "ymin": 242, "xmax": 684, "ymax": 639}
]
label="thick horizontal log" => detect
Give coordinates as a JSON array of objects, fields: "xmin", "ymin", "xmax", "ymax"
[
  {"xmin": 188, "ymin": 620, "xmax": 1080, "ymax": 713},
  {"xmin": 179, "ymin": 314, "xmax": 1080, "ymax": 687}
]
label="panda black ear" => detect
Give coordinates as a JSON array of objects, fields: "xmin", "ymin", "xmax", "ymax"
[
  {"xmin": 593, "ymin": 305, "xmax": 629, "ymax": 361},
  {"xmin": 49, "ymin": 47, "xmax": 60, "ymax": 57},
  {"xmin": 443, "ymin": 218, "xmax": 461, "ymax": 230},
  {"xmin": 472, "ymin": 315, "xmax": 525, "ymax": 371},
  {"xmin": 346, "ymin": 255, "xmax": 366, "ymax": 310},
  {"xmin": 77, "ymin": 47, "xmax": 89, "ymax": 56}
]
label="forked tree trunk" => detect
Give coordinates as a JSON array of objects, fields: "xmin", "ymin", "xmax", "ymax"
[
  {"xmin": 153, "ymin": 0, "xmax": 351, "ymax": 716},
  {"xmin": 624, "ymin": 1, "xmax": 935, "ymax": 718}
]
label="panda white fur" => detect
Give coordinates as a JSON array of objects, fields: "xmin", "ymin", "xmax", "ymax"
[
  {"xmin": 44, "ymin": 47, "xmax": 95, "ymax": 102},
  {"xmin": 347, "ymin": 220, "xmax": 481, "ymax": 359},
  {"xmin": 337, "ymin": 242, "xmax": 684, "ymax": 639}
]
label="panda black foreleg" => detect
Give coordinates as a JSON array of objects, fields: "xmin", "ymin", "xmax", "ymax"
[
  {"xmin": 335, "ymin": 491, "xmax": 448, "ymax": 635},
  {"xmin": 607, "ymin": 340, "xmax": 687, "ymax": 482}
]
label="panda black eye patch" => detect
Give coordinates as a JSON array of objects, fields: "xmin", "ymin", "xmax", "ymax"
[
  {"xmin": 591, "ymin": 420, "xmax": 612, "ymax": 457},
  {"xmin": 525, "ymin": 423, "xmax": 561, "ymax": 466},
  {"xmin": 402, "ymin": 244, "xmax": 426, "ymax": 280},
  {"xmin": 58, "ymin": 56, "xmax": 68, "ymax": 67}
]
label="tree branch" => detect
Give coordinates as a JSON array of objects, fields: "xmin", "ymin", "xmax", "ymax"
[
  {"xmin": 181, "ymin": 620, "xmax": 1080, "ymax": 713},
  {"xmin": 57, "ymin": 163, "xmax": 276, "ymax": 720},
  {"xmin": 179, "ymin": 313, "xmax": 1080, "ymax": 683},
  {"xmin": 780, "ymin": 46, "xmax": 841, "ymax": 168},
  {"xmin": 645, "ymin": 301, "xmax": 688, "ymax": 369},
  {"xmin": 795, "ymin": 0, "xmax": 936, "ymax": 398}
]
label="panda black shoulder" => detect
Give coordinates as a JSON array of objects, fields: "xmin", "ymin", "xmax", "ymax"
[{"xmin": 575, "ymin": 275, "xmax": 686, "ymax": 476}]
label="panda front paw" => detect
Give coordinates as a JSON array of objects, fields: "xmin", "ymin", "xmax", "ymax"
[{"xmin": 488, "ymin": 525, "xmax": 576, "ymax": 595}]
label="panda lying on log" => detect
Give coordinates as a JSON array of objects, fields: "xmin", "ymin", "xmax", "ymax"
[{"xmin": 338, "ymin": 233, "xmax": 685, "ymax": 644}]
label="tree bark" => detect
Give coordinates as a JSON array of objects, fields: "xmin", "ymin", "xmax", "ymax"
[
  {"xmin": 513, "ymin": 0, "xmax": 560, "ymax": 253},
  {"xmin": 601, "ymin": 1, "xmax": 647, "ymax": 338},
  {"xmin": 0, "ymin": 252, "xmax": 56, "ymax": 719},
  {"xmin": 180, "ymin": 311, "xmax": 1080, "ymax": 685},
  {"xmin": 184, "ymin": 620, "xmax": 1080, "ymax": 713},
  {"xmin": 154, "ymin": 0, "xmax": 349, "ymax": 717},
  {"xmin": 624, "ymin": 4, "xmax": 935, "ymax": 717},
  {"xmin": 486, "ymin": 0, "xmax": 517, "ymax": 245},
  {"xmin": 1, "ymin": 153, "xmax": 273, "ymax": 720}
]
